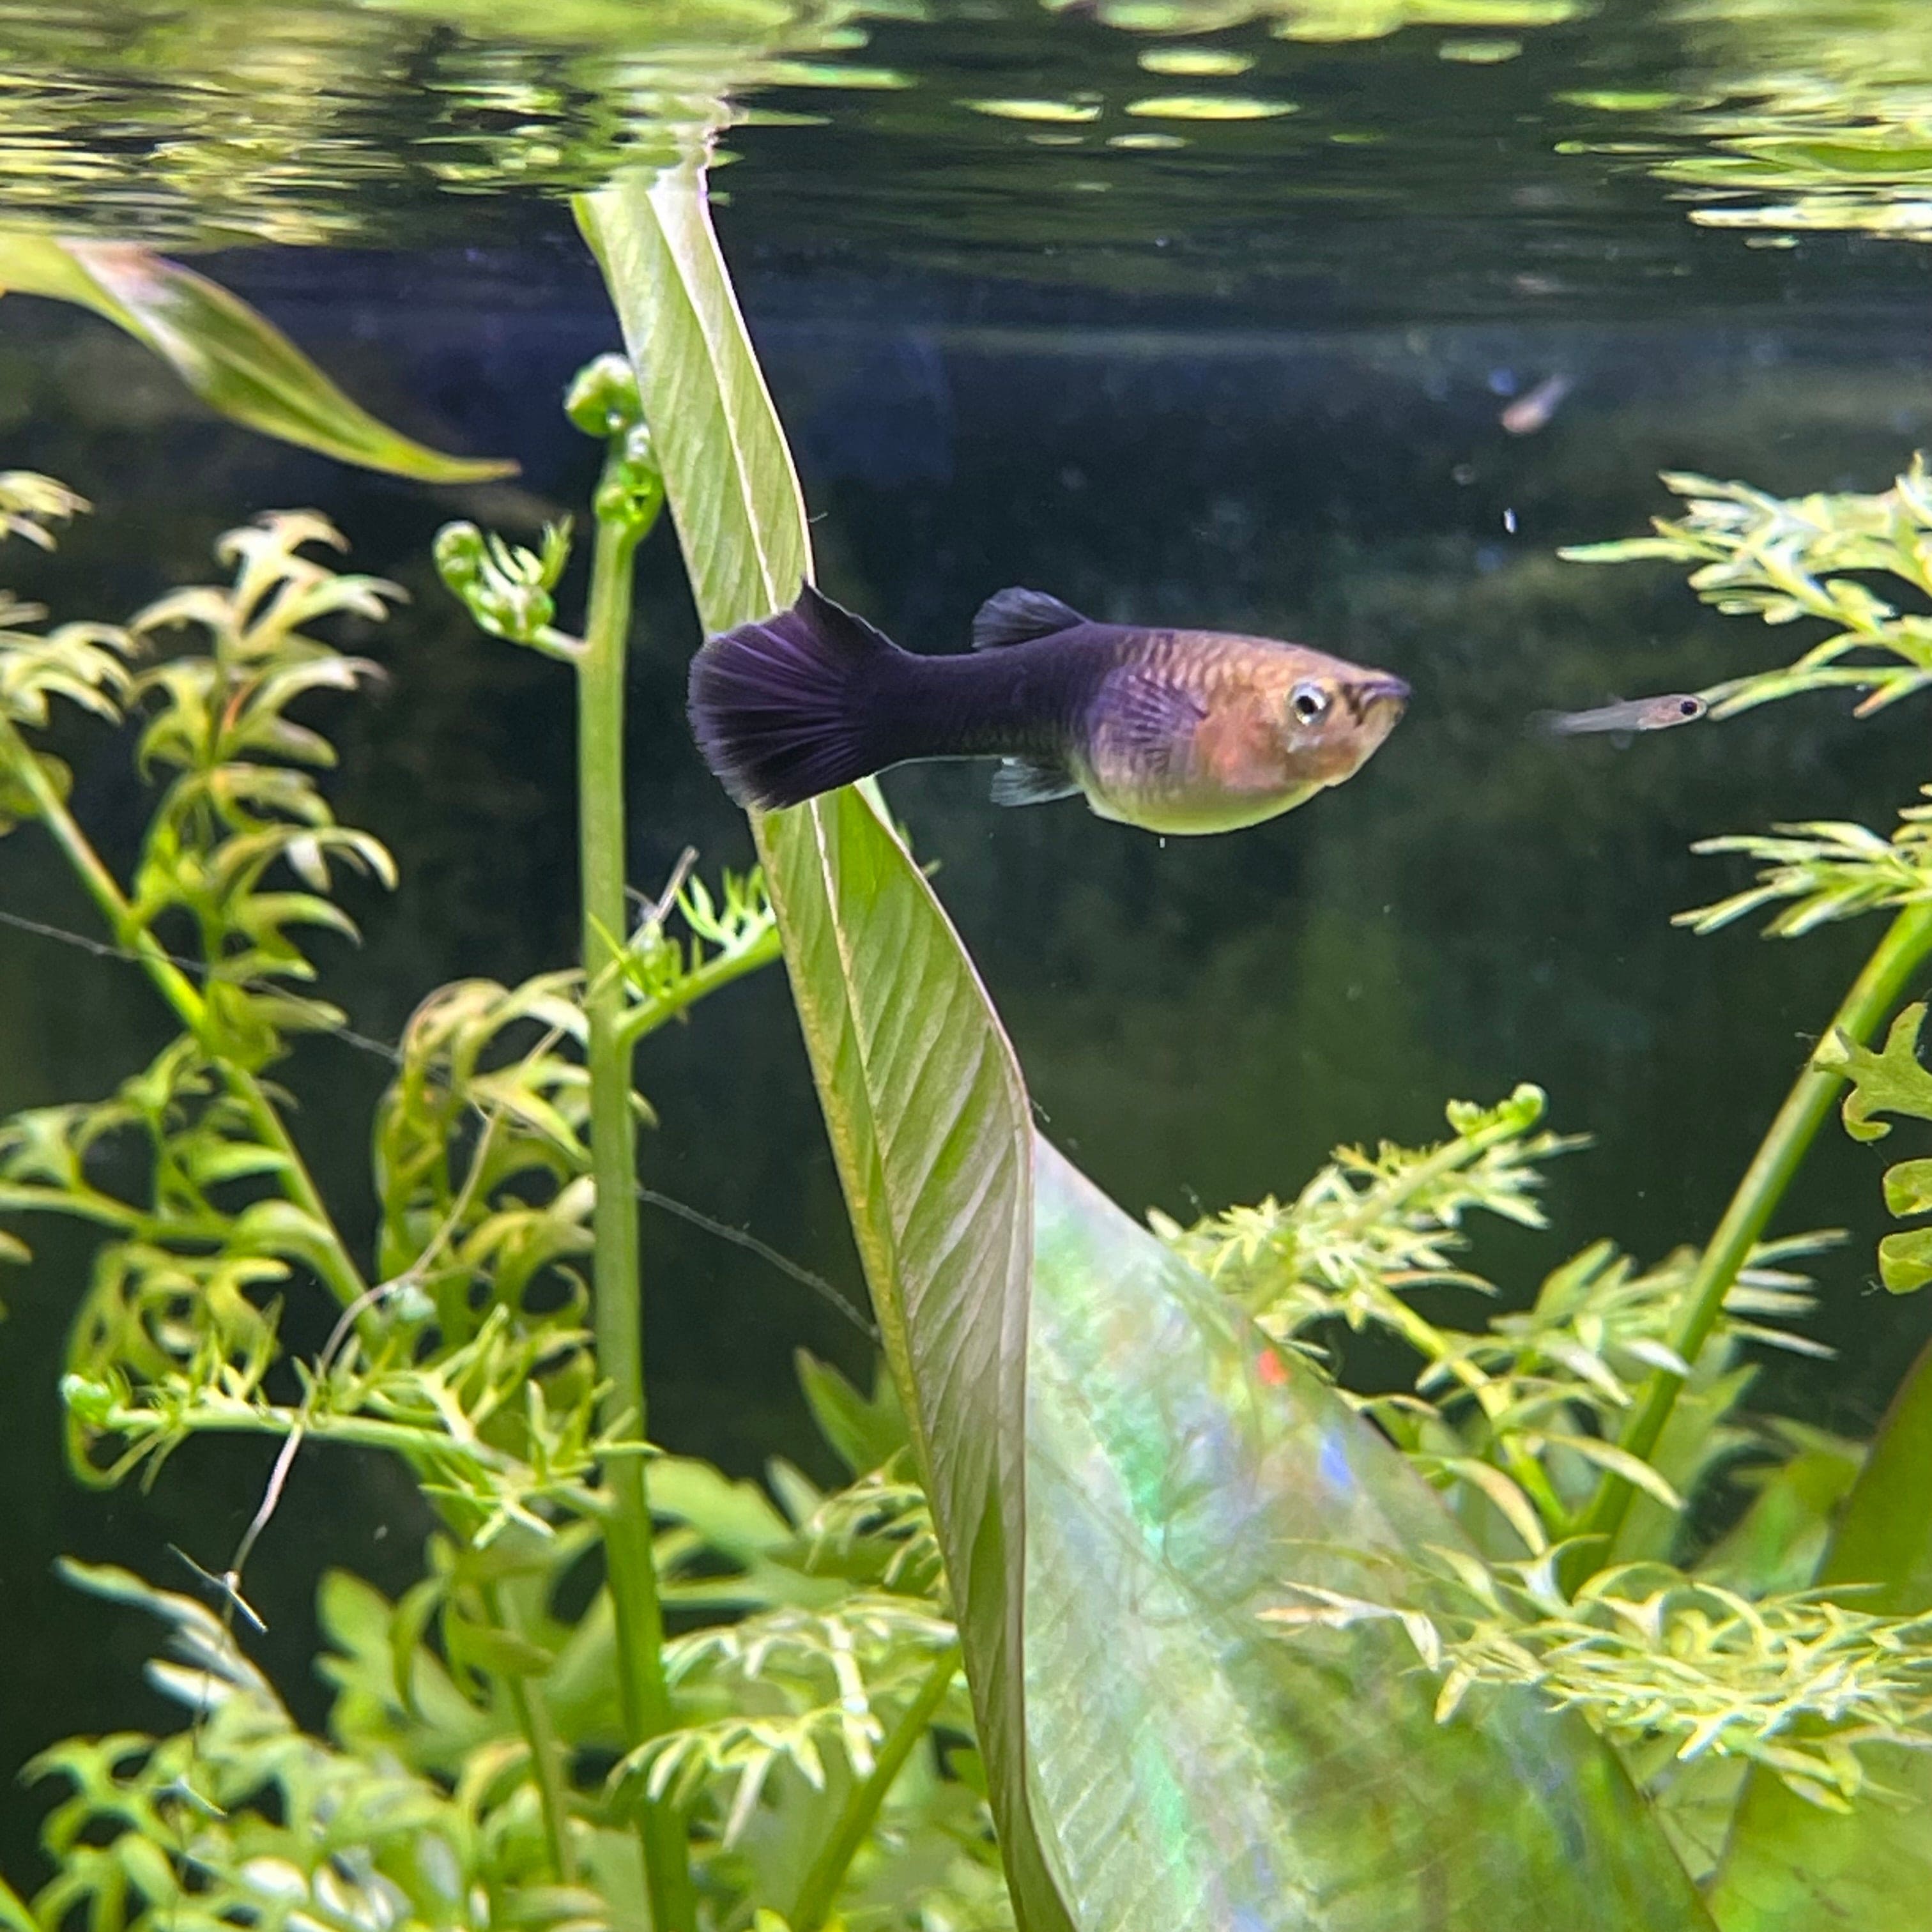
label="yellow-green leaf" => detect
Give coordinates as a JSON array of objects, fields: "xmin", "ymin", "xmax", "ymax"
[
  {"xmin": 1708, "ymin": 1337, "xmax": 1932, "ymax": 1928},
  {"xmin": 0, "ymin": 234, "xmax": 514, "ymax": 483}
]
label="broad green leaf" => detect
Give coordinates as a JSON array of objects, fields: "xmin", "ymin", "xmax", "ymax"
[
  {"xmin": 1025, "ymin": 1141, "xmax": 1712, "ymax": 1931},
  {"xmin": 1707, "ymin": 1337, "xmax": 1932, "ymax": 1929},
  {"xmin": 576, "ymin": 164, "xmax": 1073, "ymax": 1932},
  {"xmin": 0, "ymin": 233, "xmax": 514, "ymax": 482}
]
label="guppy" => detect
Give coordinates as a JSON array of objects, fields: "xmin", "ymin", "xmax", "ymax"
[
  {"xmin": 686, "ymin": 585, "xmax": 1409, "ymax": 836},
  {"xmin": 1535, "ymin": 692, "xmax": 1708, "ymax": 737}
]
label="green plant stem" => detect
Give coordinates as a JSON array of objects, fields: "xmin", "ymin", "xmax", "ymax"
[
  {"xmin": 790, "ymin": 1643, "xmax": 962, "ymax": 1932},
  {"xmin": 0, "ymin": 715, "xmax": 367, "ymax": 1310},
  {"xmin": 1574, "ymin": 898, "xmax": 1932, "ymax": 1572},
  {"xmin": 486, "ymin": 1582, "xmax": 578, "ymax": 1883},
  {"xmin": 95, "ymin": 1400, "xmax": 595, "ymax": 1469},
  {"xmin": 576, "ymin": 478, "xmax": 692, "ymax": 1928},
  {"xmin": 616, "ymin": 921, "xmax": 784, "ymax": 1049}
]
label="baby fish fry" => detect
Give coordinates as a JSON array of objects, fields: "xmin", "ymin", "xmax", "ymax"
[{"xmin": 1535, "ymin": 691, "xmax": 1708, "ymax": 737}]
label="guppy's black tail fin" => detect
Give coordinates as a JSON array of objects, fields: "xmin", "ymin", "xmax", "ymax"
[{"xmin": 687, "ymin": 585, "xmax": 903, "ymax": 809}]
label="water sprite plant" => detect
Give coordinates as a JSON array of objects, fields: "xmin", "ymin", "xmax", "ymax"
[{"xmin": 0, "ymin": 339, "xmax": 1006, "ymax": 1927}]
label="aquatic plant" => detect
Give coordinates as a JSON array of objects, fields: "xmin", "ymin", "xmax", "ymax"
[
  {"xmin": 16, "ymin": 164, "xmax": 1932, "ymax": 1932},
  {"xmin": 1565, "ymin": 0, "xmax": 1932, "ymax": 246},
  {"xmin": 1042, "ymin": 0, "xmax": 1586, "ymax": 38},
  {"xmin": 0, "ymin": 399, "xmax": 997, "ymax": 1928},
  {"xmin": 0, "ymin": 1, "xmax": 907, "ymax": 248}
]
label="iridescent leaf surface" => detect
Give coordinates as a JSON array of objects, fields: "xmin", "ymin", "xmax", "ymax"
[
  {"xmin": 0, "ymin": 233, "xmax": 512, "ymax": 481},
  {"xmin": 576, "ymin": 164, "xmax": 1074, "ymax": 1932},
  {"xmin": 1025, "ymin": 1139, "xmax": 1713, "ymax": 1931},
  {"xmin": 1707, "ymin": 1338, "xmax": 1932, "ymax": 1930}
]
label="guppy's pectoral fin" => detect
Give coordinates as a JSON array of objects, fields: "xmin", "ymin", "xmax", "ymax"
[
  {"xmin": 1101, "ymin": 670, "xmax": 1208, "ymax": 774},
  {"xmin": 990, "ymin": 756, "xmax": 1081, "ymax": 807}
]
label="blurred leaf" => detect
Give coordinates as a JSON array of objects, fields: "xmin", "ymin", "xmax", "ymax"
[
  {"xmin": 650, "ymin": 1453, "xmax": 795, "ymax": 1565},
  {"xmin": 0, "ymin": 1871, "xmax": 33, "ymax": 1932},
  {"xmin": 578, "ymin": 162, "xmax": 1074, "ymax": 1932},
  {"xmin": 1698, "ymin": 1422, "xmax": 1865, "ymax": 1597},
  {"xmin": 795, "ymin": 1350, "xmax": 910, "ymax": 1476},
  {"xmin": 0, "ymin": 233, "xmax": 514, "ymax": 482},
  {"xmin": 1708, "ymin": 1337, "xmax": 1932, "ymax": 1929},
  {"xmin": 1025, "ymin": 1142, "xmax": 1712, "ymax": 1930}
]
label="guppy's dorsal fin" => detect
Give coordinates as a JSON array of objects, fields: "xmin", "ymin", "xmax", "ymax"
[{"xmin": 972, "ymin": 586, "xmax": 1087, "ymax": 650}]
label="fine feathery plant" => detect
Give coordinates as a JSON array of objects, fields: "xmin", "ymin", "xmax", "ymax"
[
  {"xmin": 0, "ymin": 363, "xmax": 1004, "ymax": 1932},
  {"xmin": 1153, "ymin": 457, "xmax": 1932, "ymax": 1911}
]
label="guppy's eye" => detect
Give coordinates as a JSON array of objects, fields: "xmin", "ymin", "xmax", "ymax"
[{"xmin": 1290, "ymin": 682, "xmax": 1330, "ymax": 726}]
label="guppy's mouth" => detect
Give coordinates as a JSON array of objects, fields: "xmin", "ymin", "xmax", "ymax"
[{"xmin": 1349, "ymin": 673, "xmax": 1411, "ymax": 721}]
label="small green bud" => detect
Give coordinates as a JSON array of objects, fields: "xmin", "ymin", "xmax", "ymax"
[
  {"xmin": 433, "ymin": 521, "xmax": 487, "ymax": 593},
  {"xmin": 61, "ymin": 1372, "xmax": 116, "ymax": 1429},
  {"xmin": 595, "ymin": 426, "xmax": 666, "ymax": 537},
  {"xmin": 565, "ymin": 352, "xmax": 643, "ymax": 439},
  {"xmin": 434, "ymin": 520, "xmax": 575, "ymax": 651},
  {"xmin": 621, "ymin": 420, "xmax": 656, "ymax": 473}
]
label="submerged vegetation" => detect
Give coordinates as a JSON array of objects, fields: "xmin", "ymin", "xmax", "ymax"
[
  {"xmin": 4, "ymin": 0, "xmax": 1932, "ymax": 1923},
  {"xmin": 0, "ymin": 174, "xmax": 1927, "ymax": 1931}
]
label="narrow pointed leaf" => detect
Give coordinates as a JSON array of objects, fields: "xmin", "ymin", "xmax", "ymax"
[
  {"xmin": 579, "ymin": 158, "xmax": 1708, "ymax": 1932},
  {"xmin": 1026, "ymin": 1141, "xmax": 1713, "ymax": 1931},
  {"xmin": 577, "ymin": 164, "xmax": 1073, "ymax": 1932},
  {"xmin": 0, "ymin": 233, "xmax": 513, "ymax": 482},
  {"xmin": 1707, "ymin": 1335, "xmax": 1932, "ymax": 1930}
]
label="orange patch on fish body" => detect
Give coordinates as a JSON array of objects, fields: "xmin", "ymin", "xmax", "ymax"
[{"xmin": 1080, "ymin": 634, "xmax": 1407, "ymax": 835}]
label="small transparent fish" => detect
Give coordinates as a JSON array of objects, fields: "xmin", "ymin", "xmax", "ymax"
[
  {"xmin": 1535, "ymin": 692, "xmax": 1708, "ymax": 738},
  {"xmin": 1500, "ymin": 372, "xmax": 1574, "ymax": 436},
  {"xmin": 689, "ymin": 585, "xmax": 1408, "ymax": 836}
]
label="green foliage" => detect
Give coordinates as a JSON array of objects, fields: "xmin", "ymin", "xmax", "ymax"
[
  {"xmin": 1679, "ymin": 792, "xmax": 1932, "ymax": 938},
  {"xmin": 1705, "ymin": 1312, "xmax": 1932, "ymax": 1928},
  {"xmin": 581, "ymin": 170, "xmax": 1073, "ymax": 1932},
  {"xmin": 30, "ymin": 1562, "xmax": 588, "ymax": 1932},
  {"xmin": 1178, "ymin": 1098, "xmax": 1932, "ymax": 1869},
  {"xmin": 1153, "ymin": 1082, "xmax": 1574, "ymax": 1341},
  {"xmin": 0, "ymin": 470, "xmax": 86, "ymax": 549},
  {"xmin": 1271, "ymin": 1560, "xmax": 1932, "ymax": 1809},
  {"xmin": 1563, "ymin": 460, "xmax": 1932, "ymax": 717},
  {"xmin": 1159, "ymin": 1089, "xmax": 1830, "ymax": 1556},
  {"xmin": 1815, "ymin": 1003, "xmax": 1932, "ymax": 1293},
  {"xmin": 1027, "ymin": 1139, "xmax": 1712, "ymax": 1932},
  {"xmin": 0, "ymin": 437, "xmax": 1006, "ymax": 1932},
  {"xmin": 0, "ymin": 235, "xmax": 514, "ymax": 480}
]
